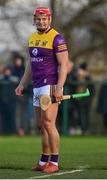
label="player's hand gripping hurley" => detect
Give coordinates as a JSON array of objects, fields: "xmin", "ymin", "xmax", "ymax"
[{"xmin": 40, "ymin": 88, "xmax": 90, "ymax": 111}]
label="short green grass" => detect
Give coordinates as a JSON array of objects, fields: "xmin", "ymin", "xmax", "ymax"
[{"xmin": 0, "ymin": 136, "xmax": 107, "ymax": 179}]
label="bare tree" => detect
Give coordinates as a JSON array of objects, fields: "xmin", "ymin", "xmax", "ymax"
[{"xmin": 50, "ymin": 0, "xmax": 56, "ymax": 26}]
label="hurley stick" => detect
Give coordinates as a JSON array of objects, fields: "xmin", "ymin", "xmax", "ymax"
[{"xmin": 40, "ymin": 88, "xmax": 90, "ymax": 111}]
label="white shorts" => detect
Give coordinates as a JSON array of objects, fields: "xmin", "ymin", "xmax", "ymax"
[{"xmin": 33, "ymin": 85, "xmax": 57, "ymax": 107}]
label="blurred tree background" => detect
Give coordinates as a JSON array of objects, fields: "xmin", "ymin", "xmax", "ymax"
[{"xmin": 0, "ymin": 0, "xmax": 107, "ymax": 80}]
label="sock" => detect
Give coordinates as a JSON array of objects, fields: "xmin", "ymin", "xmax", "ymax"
[
  {"xmin": 39, "ymin": 154, "xmax": 50, "ymax": 166},
  {"xmin": 50, "ymin": 154, "xmax": 59, "ymax": 166}
]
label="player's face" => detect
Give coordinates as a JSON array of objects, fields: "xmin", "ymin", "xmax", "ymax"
[{"xmin": 34, "ymin": 14, "xmax": 51, "ymax": 32}]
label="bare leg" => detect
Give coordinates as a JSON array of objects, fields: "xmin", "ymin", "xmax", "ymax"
[
  {"xmin": 42, "ymin": 103, "xmax": 60, "ymax": 154},
  {"xmin": 35, "ymin": 107, "xmax": 50, "ymax": 154}
]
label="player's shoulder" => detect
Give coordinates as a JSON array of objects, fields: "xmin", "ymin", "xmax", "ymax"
[
  {"xmin": 48, "ymin": 28, "xmax": 60, "ymax": 38},
  {"xmin": 50, "ymin": 28, "xmax": 59, "ymax": 34},
  {"xmin": 51, "ymin": 29, "xmax": 64, "ymax": 39},
  {"xmin": 52, "ymin": 29, "xmax": 67, "ymax": 50},
  {"xmin": 49, "ymin": 28, "xmax": 65, "ymax": 42}
]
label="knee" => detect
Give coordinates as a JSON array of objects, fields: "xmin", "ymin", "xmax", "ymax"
[{"xmin": 43, "ymin": 119, "xmax": 52, "ymax": 131}]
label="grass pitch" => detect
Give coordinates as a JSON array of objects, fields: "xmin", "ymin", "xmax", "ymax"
[{"xmin": 0, "ymin": 136, "xmax": 107, "ymax": 179}]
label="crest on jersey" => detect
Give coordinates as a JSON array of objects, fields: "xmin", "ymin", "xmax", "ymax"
[{"xmin": 32, "ymin": 48, "xmax": 38, "ymax": 56}]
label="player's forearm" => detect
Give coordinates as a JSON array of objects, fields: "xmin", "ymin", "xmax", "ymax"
[
  {"xmin": 19, "ymin": 72, "xmax": 31, "ymax": 87},
  {"xmin": 57, "ymin": 64, "xmax": 68, "ymax": 89},
  {"xmin": 19, "ymin": 60, "xmax": 32, "ymax": 87}
]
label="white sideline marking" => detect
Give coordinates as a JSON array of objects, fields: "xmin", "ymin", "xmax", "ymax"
[{"xmin": 30, "ymin": 169, "xmax": 83, "ymax": 179}]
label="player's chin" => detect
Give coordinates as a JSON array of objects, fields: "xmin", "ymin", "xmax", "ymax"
[{"xmin": 37, "ymin": 27, "xmax": 48, "ymax": 32}]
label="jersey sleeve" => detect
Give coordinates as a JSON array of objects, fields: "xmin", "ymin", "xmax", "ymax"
[{"xmin": 53, "ymin": 34, "xmax": 68, "ymax": 53}]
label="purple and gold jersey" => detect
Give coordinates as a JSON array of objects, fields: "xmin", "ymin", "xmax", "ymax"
[{"xmin": 28, "ymin": 28, "xmax": 68, "ymax": 88}]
